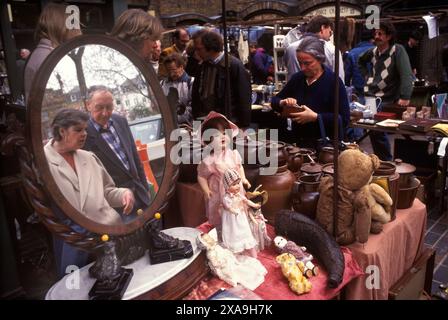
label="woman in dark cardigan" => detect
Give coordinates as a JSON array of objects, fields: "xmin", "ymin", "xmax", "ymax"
[{"xmin": 271, "ymin": 36, "xmax": 350, "ymax": 149}]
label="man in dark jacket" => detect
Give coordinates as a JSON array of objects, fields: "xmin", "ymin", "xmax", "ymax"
[
  {"xmin": 83, "ymin": 86, "xmax": 153, "ymax": 222},
  {"xmin": 192, "ymin": 30, "xmax": 252, "ymax": 128}
]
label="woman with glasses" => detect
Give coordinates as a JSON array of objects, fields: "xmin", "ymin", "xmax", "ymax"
[{"xmin": 271, "ymin": 36, "xmax": 350, "ymax": 149}]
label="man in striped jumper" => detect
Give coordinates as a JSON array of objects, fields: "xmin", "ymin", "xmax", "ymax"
[{"xmin": 359, "ymin": 21, "xmax": 413, "ymax": 161}]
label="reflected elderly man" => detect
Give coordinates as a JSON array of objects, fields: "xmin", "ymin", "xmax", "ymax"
[{"xmin": 83, "ymin": 86, "xmax": 153, "ymax": 222}]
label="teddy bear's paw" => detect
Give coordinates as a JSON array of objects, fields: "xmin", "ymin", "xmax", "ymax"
[
  {"xmin": 336, "ymin": 232, "xmax": 356, "ymax": 245},
  {"xmin": 370, "ymin": 221, "xmax": 383, "ymax": 234}
]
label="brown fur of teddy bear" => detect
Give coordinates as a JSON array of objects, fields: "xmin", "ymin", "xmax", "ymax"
[{"xmin": 316, "ymin": 149, "xmax": 393, "ymax": 245}]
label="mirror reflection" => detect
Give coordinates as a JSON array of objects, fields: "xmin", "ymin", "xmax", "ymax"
[{"xmin": 41, "ymin": 44, "xmax": 165, "ymax": 225}]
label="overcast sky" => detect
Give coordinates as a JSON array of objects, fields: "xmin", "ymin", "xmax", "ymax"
[{"xmin": 46, "ymin": 44, "xmax": 141, "ymax": 93}]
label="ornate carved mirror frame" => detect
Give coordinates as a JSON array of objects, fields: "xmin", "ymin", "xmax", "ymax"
[{"xmin": 24, "ymin": 35, "xmax": 178, "ymax": 250}]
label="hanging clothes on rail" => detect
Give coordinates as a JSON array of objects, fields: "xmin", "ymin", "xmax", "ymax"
[{"xmin": 238, "ymin": 30, "xmax": 249, "ymax": 65}]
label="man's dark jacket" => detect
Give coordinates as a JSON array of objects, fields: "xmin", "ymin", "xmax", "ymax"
[
  {"xmin": 192, "ymin": 54, "xmax": 252, "ymax": 127},
  {"xmin": 83, "ymin": 113, "xmax": 151, "ymax": 209}
]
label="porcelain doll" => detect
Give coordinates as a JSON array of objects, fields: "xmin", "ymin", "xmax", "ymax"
[
  {"xmin": 197, "ymin": 111, "xmax": 250, "ymax": 233},
  {"xmin": 197, "ymin": 230, "xmax": 267, "ymax": 290},
  {"xmin": 221, "ymin": 169, "xmax": 259, "ymax": 258},
  {"xmin": 247, "ymin": 206, "xmax": 272, "ymax": 251},
  {"xmin": 246, "ymin": 186, "xmax": 271, "ymax": 251}
]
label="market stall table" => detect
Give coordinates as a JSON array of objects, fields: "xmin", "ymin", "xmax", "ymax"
[
  {"xmin": 173, "ymin": 183, "xmax": 429, "ymax": 299},
  {"xmin": 185, "ymin": 223, "xmax": 364, "ymax": 300},
  {"xmin": 45, "ymin": 227, "xmax": 207, "ymax": 300},
  {"xmin": 351, "ymin": 120, "xmax": 448, "ymax": 220},
  {"xmin": 343, "ymin": 198, "xmax": 427, "ymax": 300}
]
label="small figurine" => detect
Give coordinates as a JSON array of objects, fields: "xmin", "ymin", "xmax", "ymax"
[
  {"xmin": 197, "ymin": 230, "xmax": 267, "ymax": 290},
  {"xmin": 221, "ymin": 169, "xmax": 259, "ymax": 258},
  {"xmin": 246, "ymin": 185, "xmax": 272, "ymax": 251},
  {"xmin": 274, "ymin": 236, "xmax": 318, "ymax": 278},
  {"xmin": 276, "ymin": 253, "xmax": 312, "ymax": 295}
]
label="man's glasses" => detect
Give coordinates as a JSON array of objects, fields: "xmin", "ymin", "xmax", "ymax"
[{"xmin": 93, "ymin": 104, "xmax": 114, "ymax": 112}]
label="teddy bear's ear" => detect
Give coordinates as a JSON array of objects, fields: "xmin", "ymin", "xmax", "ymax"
[{"xmin": 369, "ymin": 153, "xmax": 380, "ymax": 170}]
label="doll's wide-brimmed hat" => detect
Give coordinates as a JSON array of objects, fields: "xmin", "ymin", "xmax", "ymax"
[{"xmin": 198, "ymin": 111, "xmax": 240, "ymax": 142}]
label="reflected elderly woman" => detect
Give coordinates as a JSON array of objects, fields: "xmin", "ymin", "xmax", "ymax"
[
  {"xmin": 44, "ymin": 109, "xmax": 135, "ymax": 225},
  {"xmin": 271, "ymin": 36, "xmax": 350, "ymax": 149}
]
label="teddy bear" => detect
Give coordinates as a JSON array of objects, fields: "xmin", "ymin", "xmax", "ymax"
[
  {"xmin": 276, "ymin": 253, "xmax": 312, "ymax": 295},
  {"xmin": 315, "ymin": 149, "xmax": 393, "ymax": 245}
]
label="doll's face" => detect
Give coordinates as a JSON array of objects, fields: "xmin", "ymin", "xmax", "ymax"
[
  {"xmin": 209, "ymin": 124, "xmax": 231, "ymax": 151},
  {"xmin": 228, "ymin": 181, "xmax": 240, "ymax": 194},
  {"xmin": 274, "ymin": 236, "xmax": 287, "ymax": 248}
]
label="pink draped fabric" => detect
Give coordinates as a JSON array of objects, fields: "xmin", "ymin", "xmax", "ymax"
[
  {"xmin": 188, "ymin": 223, "xmax": 364, "ymax": 300},
  {"xmin": 344, "ymin": 198, "xmax": 427, "ymax": 300}
]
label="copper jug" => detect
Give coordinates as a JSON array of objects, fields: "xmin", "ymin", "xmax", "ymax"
[
  {"xmin": 283, "ymin": 145, "xmax": 316, "ymax": 174},
  {"xmin": 318, "ymin": 146, "xmax": 335, "ymax": 164},
  {"xmin": 235, "ymin": 137, "xmax": 266, "ymax": 166},
  {"xmin": 264, "ymin": 141, "xmax": 287, "ymax": 167},
  {"xmin": 291, "ymin": 174, "xmax": 321, "ymax": 219}
]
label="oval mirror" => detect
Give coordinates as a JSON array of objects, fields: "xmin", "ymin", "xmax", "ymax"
[{"xmin": 28, "ymin": 35, "xmax": 177, "ymax": 236}]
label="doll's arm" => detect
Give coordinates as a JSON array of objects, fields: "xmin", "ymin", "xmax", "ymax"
[
  {"xmin": 197, "ymin": 176, "xmax": 212, "ymax": 200},
  {"xmin": 238, "ymin": 165, "xmax": 251, "ymax": 189},
  {"xmin": 245, "ymin": 198, "xmax": 261, "ymax": 209}
]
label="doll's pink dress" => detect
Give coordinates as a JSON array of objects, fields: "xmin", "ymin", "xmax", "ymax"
[
  {"xmin": 221, "ymin": 192, "xmax": 257, "ymax": 253},
  {"xmin": 197, "ymin": 149, "xmax": 245, "ymax": 228}
]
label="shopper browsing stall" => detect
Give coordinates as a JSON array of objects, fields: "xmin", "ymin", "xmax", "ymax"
[{"xmin": 271, "ymin": 36, "xmax": 350, "ymax": 148}]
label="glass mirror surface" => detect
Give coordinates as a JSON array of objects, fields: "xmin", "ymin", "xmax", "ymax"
[{"xmin": 41, "ymin": 44, "xmax": 165, "ymax": 225}]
